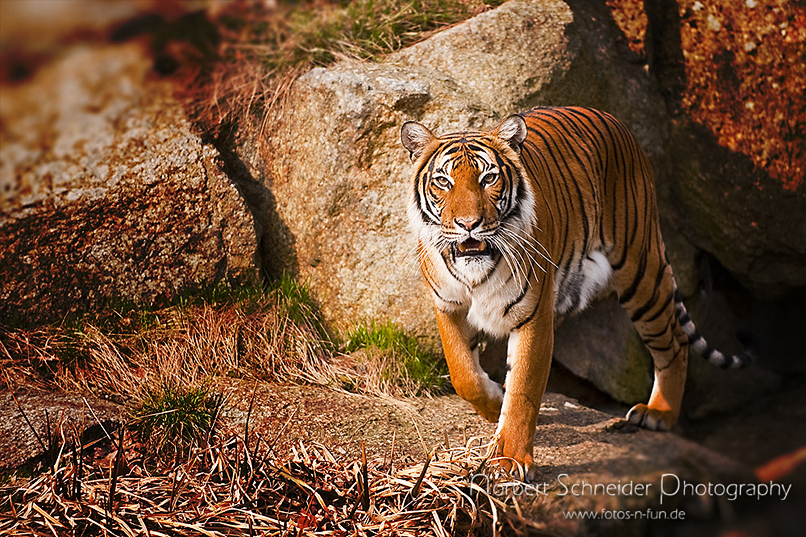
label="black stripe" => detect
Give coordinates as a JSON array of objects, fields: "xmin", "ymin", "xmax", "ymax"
[
  {"xmin": 503, "ymin": 265, "xmax": 534, "ymax": 316},
  {"xmin": 440, "ymin": 249, "xmax": 470, "ymax": 288},
  {"xmin": 422, "ymin": 266, "xmax": 462, "ymax": 306},
  {"xmin": 641, "ymin": 313, "xmax": 675, "ymax": 339},
  {"xmin": 514, "ymin": 296, "xmax": 542, "ymax": 330},
  {"xmin": 618, "ymin": 248, "xmax": 648, "ymax": 305},
  {"xmin": 628, "ymin": 262, "xmax": 667, "ymax": 322},
  {"xmin": 646, "ymin": 341, "xmax": 674, "ymax": 352},
  {"xmin": 525, "ymin": 127, "xmax": 581, "ymax": 251},
  {"xmin": 655, "ymin": 345, "xmax": 686, "ymax": 371},
  {"xmin": 527, "ymin": 123, "xmax": 591, "ymax": 250},
  {"xmin": 476, "ymin": 252, "xmax": 504, "ymax": 287},
  {"xmin": 642, "ymin": 290, "xmax": 674, "ymax": 323}
]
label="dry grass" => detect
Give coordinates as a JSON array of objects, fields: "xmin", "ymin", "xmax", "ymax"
[
  {"xmin": 0, "ymin": 276, "xmax": 552, "ymax": 534},
  {"xmin": 342, "ymin": 320, "xmax": 448, "ymax": 397},
  {"xmin": 0, "ymin": 281, "xmax": 557, "ymax": 534},
  {"xmin": 0, "ymin": 286, "xmax": 341, "ymax": 404},
  {"xmin": 183, "ymin": 0, "xmax": 505, "ymax": 133},
  {"xmin": 0, "ymin": 415, "xmax": 554, "ymax": 537},
  {"xmin": 1, "ymin": 279, "xmax": 450, "ymax": 408}
]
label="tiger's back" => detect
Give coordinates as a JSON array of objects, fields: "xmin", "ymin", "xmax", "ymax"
[{"xmin": 519, "ymin": 108, "xmax": 661, "ymax": 319}]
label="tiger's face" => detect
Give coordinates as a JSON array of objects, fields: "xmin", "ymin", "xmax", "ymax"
[{"xmin": 402, "ymin": 115, "xmax": 535, "ymax": 283}]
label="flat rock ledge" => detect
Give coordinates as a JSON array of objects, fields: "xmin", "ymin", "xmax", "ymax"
[{"xmin": 221, "ymin": 381, "xmax": 764, "ymax": 536}]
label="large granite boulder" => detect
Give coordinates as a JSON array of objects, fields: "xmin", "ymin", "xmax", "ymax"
[
  {"xmin": 262, "ymin": 61, "xmax": 496, "ymax": 336},
  {"xmin": 261, "ymin": 0, "xmax": 665, "ymax": 400},
  {"xmin": 0, "ymin": 43, "xmax": 258, "ymax": 325},
  {"xmin": 666, "ymin": 122, "xmax": 806, "ymax": 297}
]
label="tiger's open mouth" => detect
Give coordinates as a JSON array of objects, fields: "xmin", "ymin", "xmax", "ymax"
[{"xmin": 454, "ymin": 238, "xmax": 489, "ymax": 258}]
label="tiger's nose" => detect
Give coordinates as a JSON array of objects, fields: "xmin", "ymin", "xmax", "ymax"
[{"xmin": 454, "ymin": 216, "xmax": 482, "ymax": 231}]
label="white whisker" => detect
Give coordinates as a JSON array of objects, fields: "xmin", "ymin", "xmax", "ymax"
[
  {"xmin": 499, "ymin": 227, "xmax": 546, "ymax": 276},
  {"xmin": 501, "ymin": 222, "xmax": 557, "ymax": 270}
]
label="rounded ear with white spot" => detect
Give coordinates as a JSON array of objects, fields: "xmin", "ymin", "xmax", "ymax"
[
  {"xmin": 493, "ymin": 114, "xmax": 527, "ymax": 151},
  {"xmin": 401, "ymin": 121, "xmax": 436, "ymax": 161}
]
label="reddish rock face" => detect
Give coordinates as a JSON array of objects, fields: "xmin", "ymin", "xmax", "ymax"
[{"xmin": 0, "ymin": 43, "xmax": 257, "ymax": 325}]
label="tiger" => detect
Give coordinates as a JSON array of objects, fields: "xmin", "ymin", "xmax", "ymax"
[{"xmin": 400, "ymin": 106, "xmax": 754, "ymax": 472}]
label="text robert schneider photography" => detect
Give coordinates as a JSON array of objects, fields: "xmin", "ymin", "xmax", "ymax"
[{"xmin": 471, "ymin": 473, "xmax": 793, "ymax": 506}]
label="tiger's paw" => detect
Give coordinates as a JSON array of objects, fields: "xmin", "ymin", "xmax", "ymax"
[
  {"xmin": 493, "ymin": 432, "xmax": 536, "ymax": 480},
  {"xmin": 626, "ymin": 403, "xmax": 676, "ymax": 431},
  {"xmin": 467, "ymin": 379, "xmax": 504, "ymax": 423},
  {"xmin": 492, "ymin": 417, "xmax": 537, "ymax": 478}
]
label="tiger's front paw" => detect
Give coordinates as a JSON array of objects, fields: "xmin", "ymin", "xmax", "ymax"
[
  {"xmin": 463, "ymin": 379, "xmax": 503, "ymax": 423},
  {"xmin": 493, "ymin": 423, "xmax": 535, "ymax": 478},
  {"xmin": 626, "ymin": 403, "xmax": 676, "ymax": 431}
]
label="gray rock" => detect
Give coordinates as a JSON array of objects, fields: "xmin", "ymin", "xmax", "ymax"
[
  {"xmin": 390, "ymin": 0, "xmax": 576, "ymax": 115},
  {"xmin": 1, "ymin": 388, "xmax": 123, "ymax": 471},
  {"xmin": 0, "ymin": 43, "xmax": 258, "ymax": 324},
  {"xmin": 263, "ymin": 61, "xmax": 496, "ymax": 335},
  {"xmin": 554, "ymin": 296, "xmax": 653, "ymax": 405},
  {"xmin": 260, "ymin": 0, "xmax": 671, "ymax": 401},
  {"xmin": 666, "ymin": 121, "xmax": 806, "ymax": 297},
  {"xmin": 390, "ymin": 0, "xmax": 668, "ymax": 163},
  {"xmin": 262, "ymin": 0, "xmax": 667, "ymax": 339}
]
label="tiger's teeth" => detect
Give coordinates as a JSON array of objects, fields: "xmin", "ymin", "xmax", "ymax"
[
  {"xmin": 478, "ymin": 241, "xmax": 486, "ymax": 252},
  {"xmin": 457, "ymin": 242, "xmax": 467, "ymax": 252}
]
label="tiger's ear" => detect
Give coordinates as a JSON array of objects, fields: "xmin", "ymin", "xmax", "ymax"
[
  {"xmin": 401, "ymin": 121, "xmax": 436, "ymax": 161},
  {"xmin": 494, "ymin": 114, "xmax": 527, "ymax": 151}
]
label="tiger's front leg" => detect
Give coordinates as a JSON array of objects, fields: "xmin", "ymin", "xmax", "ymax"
[
  {"xmin": 495, "ymin": 305, "xmax": 554, "ymax": 470},
  {"xmin": 434, "ymin": 307, "xmax": 504, "ymax": 422}
]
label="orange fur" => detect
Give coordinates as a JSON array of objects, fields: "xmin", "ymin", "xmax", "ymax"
[{"xmin": 402, "ymin": 106, "xmax": 749, "ymax": 471}]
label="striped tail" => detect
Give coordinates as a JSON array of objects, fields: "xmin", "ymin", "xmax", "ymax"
[{"xmin": 674, "ymin": 288, "xmax": 757, "ymax": 369}]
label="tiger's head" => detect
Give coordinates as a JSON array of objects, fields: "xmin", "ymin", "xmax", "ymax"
[{"xmin": 401, "ymin": 115, "xmax": 536, "ymax": 283}]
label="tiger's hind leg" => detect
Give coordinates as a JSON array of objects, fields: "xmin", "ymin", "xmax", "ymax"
[{"xmin": 616, "ymin": 258, "xmax": 689, "ymax": 431}]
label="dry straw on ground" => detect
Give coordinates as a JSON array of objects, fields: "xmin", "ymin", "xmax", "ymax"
[{"xmin": 1, "ymin": 418, "xmax": 554, "ymax": 537}]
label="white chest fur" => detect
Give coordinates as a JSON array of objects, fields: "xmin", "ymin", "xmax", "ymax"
[
  {"xmin": 427, "ymin": 248, "xmax": 541, "ymax": 338},
  {"xmin": 427, "ymin": 245, "xmax": 612, "ymax": 338}
]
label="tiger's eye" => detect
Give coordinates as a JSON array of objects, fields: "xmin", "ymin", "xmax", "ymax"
[
  {"xmin": 480, "ymin": 173, "xmax": 499, "ymax": 187},
  {"xmin": 432, "ymin": 175, "xmax": 451, "ymax": 189}
]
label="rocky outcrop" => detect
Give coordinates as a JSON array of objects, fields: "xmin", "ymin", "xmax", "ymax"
[
  {"xmin": 258, "ymin": 0, "xmax": 804, "ymax": 404},
  {"xmin": 0, "ymin": 43, "xmax": 258, "ymax": 325},
  {"xmin": 262, "ymin": 61, "xmax": 496, "ymax": 336},
  {"xmin": 666, "ymin": 121, "xmax": 806, "ymax": 297},
  {"xmin": 260, "ymin": 0, "xmax": 668, "ymax": 399}
]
